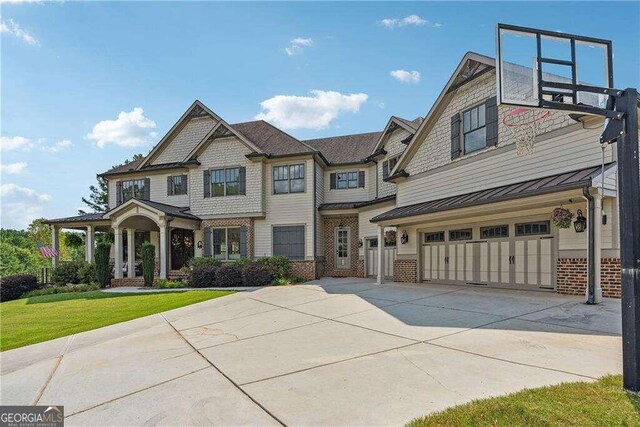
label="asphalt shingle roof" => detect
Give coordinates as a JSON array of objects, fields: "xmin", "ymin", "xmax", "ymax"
[{"xmin": 303, "ymin": 132, "xmax": 383, "ymax": 165}]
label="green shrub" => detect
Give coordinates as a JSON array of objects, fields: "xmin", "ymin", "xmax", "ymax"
[
  {"xmin": 233, "ymin": 257, "xmax": 253, "ymax": 268},
  {"xmin": 155, "ymin": 279, "xmax": 186, "ymax": 289},
  {"xmin": 291, "ymin": 277, "xmax": 306, "ymax": 283},
  {"xmin": 52, "ymin": 261, "xmax": 83, "ymax": 285},
  {"xmin": 257, "ymin": 256, "xmax": 292, "ymax": 279},
  {"xmin": 215, "ymin": 264, "xmax": 243, "ymax": 287},
  {"xmin": 191, "ymin": 265, "xmax": 216, "ymax": 288},
  {"xmin": 94, "ymin": 241, "xmax": 111, "ymax": 288},
  {"xmin": 23, "ymin": 284, "xmax": 99, "ymax": 297},
  {"xmin": 178, "ymin": 266, "xmax": 191, "ymax": 277},
  {"xmin": 141, "ymin": 242, "xmax": 155, "ymax": 287},
  {"xmin": 77, "ymin": 262, "xmax": 97, "ymax": 284},
  {"xmin": 189, "ymin": 257, "xmax": 221, "ymax": 268},
  {"xmin": 243, "ymin": 262, "xmax": 274, "ymax": 287},
  {"xmin": 272, "ymin": 277, "xmax": 290, "ymax": 286},
  {"xmin": 0, "ymin": 274, "xmax": 38, "ymax": 302}
]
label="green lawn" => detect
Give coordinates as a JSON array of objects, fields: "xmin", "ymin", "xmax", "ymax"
[
  {"xmin": 0, "ymin": 290, "xmax": 233, "ymax": 351},
  {"xmin": 408, "ymin": 375, "xmax": 640, "ymax": 427}
]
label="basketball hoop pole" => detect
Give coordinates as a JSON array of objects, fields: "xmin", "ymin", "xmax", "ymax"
[{"xmin": 611, "ymin": 88, "xmax": 640, "ymax": 393}]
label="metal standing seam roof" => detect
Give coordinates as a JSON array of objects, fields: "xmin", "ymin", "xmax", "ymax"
[
  {"xmin": 45, "ymin": 200, "xmax": 201, "ymax": 224},
  {"xmin": 318, "ymin": 195, "xmax": 396, "ymax": 211},
  {"xmin": 371, "ymin": 163, "xmax": 614, "ymax": 223}
]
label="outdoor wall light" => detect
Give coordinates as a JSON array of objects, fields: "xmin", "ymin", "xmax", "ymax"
[
  {"xmin": 602, "ymin": 213, "xmax": 607, "ymax": 225},
  {"xmin": 197, "ymin": 241, "xmax": 203, "ymax": 249},
  {"xmin": 574, "ymin": 209, "xmax": 587, "ymax": 233},
  {"xmin": 358, "ymin": 238, "xmax": 363, "ymax": 248},
  {"xmin": 401, "ymin": 231, "xmax": 409, "ymax": 244}
]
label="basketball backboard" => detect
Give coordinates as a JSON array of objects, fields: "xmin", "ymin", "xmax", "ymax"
[{"xmin": 496, "ymin": 24, "xmax": 614, "ymax": 114}]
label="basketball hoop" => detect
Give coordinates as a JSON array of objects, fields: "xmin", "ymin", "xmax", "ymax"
[{"xmin": 502, "ymin": 107, "xmax": 552, "ymax": 156}]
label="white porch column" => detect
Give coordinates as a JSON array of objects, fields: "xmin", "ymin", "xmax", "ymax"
[
  {"xmin": 85, "ymin": 225, "xmax": 95, "ymax": 263},
  {"xmin": 377, "ymin": 226, "xmax": 385, "ymax": 285},
  {"xmin": 51, "ymin": 226, "xmax": 60, "ymax": 268},
  {"xmin": 593, "ymin": 194, "xmax": 604, "ymax": 303},
  {"xmin": 127, "ymin": 228, "xmax": 135, "ymax": 278},
  {"xmin": 159, "ymin": 222, "xmax": 168, "ymax": 279},
  {"xmin": 114, "ymin": 227, "xmax": 123, "ymax": 279}
]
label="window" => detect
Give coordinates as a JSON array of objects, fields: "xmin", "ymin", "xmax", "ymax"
[
  {"xmin": 424, "ymin": 231, "xmax": 445, "ymax": 243},
  {"xmin": 382, "ymin": 156, "xmax": 400, "ymax": 180},
  {"xmin": 168, "ymin": 175, "xmax": 187, "ymax": 196},
  {"xmin": 336, "ymin": 171, "xmax": 359, "ymax": 189},
  {"xmin": 120, "ymin": 179, "xmax": 146, "ymax": 202},
  {"xmin": 210, "ymin": 167, "xmax": 243, "ymax": 197},
  {"xmin": 273, "ymin": 164, "xmax": 305, "ymax": 194},
  {"xmin": 480, "ymin": 225, "xmax": 509, "ymax": 239},
  {"xmin": 516, "ymin": 221, "xmax": 550, "ymax": 236},
  {"xmin": 462, "ymin": 104, "xmax": 486, "ymax": 154},
  {"xmin": 449, "ymin": 228, "xmax": 473, "ymax": 241},
  {"xmin": 273, "ymin": 226, "xmax": 305, "ymax": 260},
  {"xmin": 212, "ymin": 227, "xmax": 242, "ymax": 261}
]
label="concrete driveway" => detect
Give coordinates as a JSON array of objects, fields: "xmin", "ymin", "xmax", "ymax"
[{"xmin": 0, "ymin": 278, "xmax": 622, "ymax": 426}]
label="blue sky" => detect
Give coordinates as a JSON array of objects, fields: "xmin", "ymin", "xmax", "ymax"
[{"xmin": 1, "ymin": 1, "xmax": 638, "ymax": 230}]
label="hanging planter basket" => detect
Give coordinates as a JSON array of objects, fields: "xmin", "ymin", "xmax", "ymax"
[{"xmin": 551, "ymin": 207, "xmax": 574, "ymax": 228}]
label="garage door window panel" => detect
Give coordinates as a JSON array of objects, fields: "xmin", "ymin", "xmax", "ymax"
[
  {"xmin": 449, "ymin": 229, "xmax": 473, "ymax": 241},
  {"xmin": 480, "ymin": 225, "xmax": 509, "ymax": 239}
]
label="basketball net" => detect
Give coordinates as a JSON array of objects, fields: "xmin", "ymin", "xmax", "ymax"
[{"xmin": 502, "ymin": 107, "xmax": 553, "ymax": 156}]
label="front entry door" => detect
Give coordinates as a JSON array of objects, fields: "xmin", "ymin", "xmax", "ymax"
[
  {"xmin": 171, "ymin": 229, "xmax": 194, "ymax": 270},
  {"xmin": 335, "ymin": 227, "xmax": 351, "ymax": 269}
]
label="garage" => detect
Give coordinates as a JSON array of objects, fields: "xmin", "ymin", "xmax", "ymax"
[
  {"xmin": 366, "ymin": 238, "xmax": 396, "ymax": 279},
  {"xmin": 421, "ymin": 220, "xmax": 556, "ymax": 290}
]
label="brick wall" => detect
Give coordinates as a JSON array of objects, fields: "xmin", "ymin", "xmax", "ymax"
[
  {"xmin": 291, "ymin": 261, "xmax": 318, "ymax": 280},
  {"xmin": 356, "ymin": 258, "xmax": 366, "ymax": 278},
  {"xmin": 322, "ymin": 215, "xmax": 359, "ymax": 277},
  {"xmin": 393, "ymin": 259, "xmax": 418, "ymax": 283},
  {"xmin": 201, "ymin": 217, "xmax": 255, "ymax": 258},
  {"xmin": 556, "ymin": 257, "xmax": 621, "ymax": 298}
]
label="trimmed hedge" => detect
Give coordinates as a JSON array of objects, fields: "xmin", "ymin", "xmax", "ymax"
[
  {"xmin": 189, "ymin": 257, "xmax": 221, "ymax": 268},
  {"xmin": 95, "ymin": 242, "xmax": 111, "ymax": 288},
  {"xmin": 215, "ymin": 264, "xmax": 243, "ymax": 287},
  {"xmin": 257, "ymin": 256, "xmax": 291, "ymax": 279},
  {"xmin": 191, "ymin": 265, "xmax": 216, "ymax": 288},
  {"xmin": 23, "ymin": 284, "xmax": 99, "ymax": 297},
  {"xmin": 0, "ymin": 274, "xmax": 38, "ymax": 302},
  {"xmin": 77, "ymin": 262, "xmax": 96, "ymax": 284},
  {"xmin": 243, "ymin": 263, "xmax": 274, "ymax": 287}
]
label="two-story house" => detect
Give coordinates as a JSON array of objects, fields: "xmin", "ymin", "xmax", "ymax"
[{"xmin": 45, "ymin": 51, "xmax": 629, "ymax": 299}]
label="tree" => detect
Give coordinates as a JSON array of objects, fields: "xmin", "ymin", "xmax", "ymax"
[{"xmin": 79, "ymin": 154, "xmax": 144, "ymax": 214}]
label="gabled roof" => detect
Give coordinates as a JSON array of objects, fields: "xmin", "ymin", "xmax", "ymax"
[
  {"xmin": 138, "ymin": 100, "xmax": 222, "ymax": 169},
  {"xmin": 392, "ymin": 52, "xmax": 496, "ymax": 176},
  {"xmin": 369, "ymin": 116, "xmax": 423, "ymax": 156},
  {"xmin": 372, "ymin": 163, "xmax": 613, "ymax": 223},
  {"xmin": 231, "ymin": 120, "xmax": 315, "ymax": 156},
  {"xmin": 102, "ymin": 198, "xmax": 200, "ymax": 221},
  {"xmin": 304, "ymin": 131, "xmax": 382, "ymax": 165}
]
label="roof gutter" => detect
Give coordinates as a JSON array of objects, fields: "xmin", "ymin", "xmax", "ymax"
[{"xmin": 583, "ymin": 186, "xmax": 597, "ymax": 304}]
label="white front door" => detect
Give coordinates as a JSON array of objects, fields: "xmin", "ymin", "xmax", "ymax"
[{"xmin": 335, "ymin": 227, "xmax": 351, "ymax": 269}]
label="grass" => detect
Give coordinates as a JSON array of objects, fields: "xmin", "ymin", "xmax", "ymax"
[
  {"xmin": 408, "ymin": 375, "xmax": 640, "ymax": 427},
  {"xmin": 0, "ymin": 290, "xmax": 234, "ymax": 351}
]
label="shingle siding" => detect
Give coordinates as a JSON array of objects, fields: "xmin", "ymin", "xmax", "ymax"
[
  {"xmin": 152, "ymin": 117, "xmax": 217, "ymax": 165},
  {"xmin": 377, "ymin": 128, "xmax": 410, "ymax": 198}
]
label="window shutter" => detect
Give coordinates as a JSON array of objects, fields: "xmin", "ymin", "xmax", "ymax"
[
  {"xmin": 382, "ymin": 161, "xmax": 389, "ymax": 180},
  {"xmin": 485, "ymin": 96, "xmax": 499, "ymax": 147},
  {"xmin": 238, "ymin": 167, "xmax": 246, "ymax": 195},
  {"xmin": 203, "ymin": 227, "xmax": 212, "ymax": 257},
  {"xmin": 330, "ymin": 172, "xmax": 337, "ymax": 190},
  {"xmin": 181, "ymin": 175, "xmax": 188, "ymax": 195},
  {"xmin": 203, "ymin": 170, "xmax": 210, "ymax": 198},
  {"xmin": 239, "ymin": 226, "xmax": 247, "ymax": 258},
  {"xmin": 358, "ymin": 171, "xmax": 365, "ymax": 188},
  {"xmin": 116, "ymin": 181, "xmax": 122, "ymax": 206},
  {"xmin": 451, "ymin": 113, "xmax": 462, "ymax": 159},
  {"xmin": 167, "ymin": 176, "xmax": 173, "ymax": 196},
  {"xmin": 143, "ymin": 178, "xmax": 150, "ymax": 200}
]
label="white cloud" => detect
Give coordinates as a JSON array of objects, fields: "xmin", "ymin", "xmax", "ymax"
[
  {"xmin": 0, "ymin": 18, "xmax": 39, "ymax": 46},
  {"xmin": 1, "ymin": 183, "xmax": 52, "ymax": 201},
  {"xmin": 0, "ymin": 202, "xmax": 45, "ymax": 230},
  {"xmin": 0, "ymin": 135, "xmax": 36, "ymax": 151},
  {"xmin": 43, "ymin": 139, "xmax": 73, "ymax": 152},
  {"xmin": 255, "ymin": 90, "xmax": 368, "ymax": 130},
  {"xmin": 87, "ymin": 107, "xmax": 157, "ymax": 148},
  {"xmin": 390, "ymin": 69, "xmax": 421, "ymax": 83},
  {"xmin": 379, "ymin": 15, "xmax": 441, "ymax": 29},
  {"xmin": 285, "ymin": 37, "xmax": 313, "ymax": 56},
  {"xmin": 0, "ymin": 162, "xmax": 27, "ymax": 174}
]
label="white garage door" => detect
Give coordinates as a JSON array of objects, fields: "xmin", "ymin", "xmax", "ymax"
[
  {"xmin": 422, "ymin": 222, "xmax": 556, "ymax": 290},
  {"xmin": 366, "ymin": 239, "xmax": 396, "ymax": 278}
]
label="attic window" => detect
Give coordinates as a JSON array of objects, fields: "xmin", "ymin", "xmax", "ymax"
[
  {"xmin": 382, "ymin": 156, "xmax": 400, "ymax": 180},
  {"xmin": 462, "ymin": 104, "xmax": 486, "ymax": 154}
]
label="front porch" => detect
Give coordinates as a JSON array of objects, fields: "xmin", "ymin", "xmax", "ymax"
[{"xmin": 45, "ymin": 199, "xmax": 202, "ymax": 283}]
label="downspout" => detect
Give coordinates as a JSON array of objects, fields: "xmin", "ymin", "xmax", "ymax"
[{"xmin": 583, "ymin": 186, "xmax": 597, "ymax": 304}]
